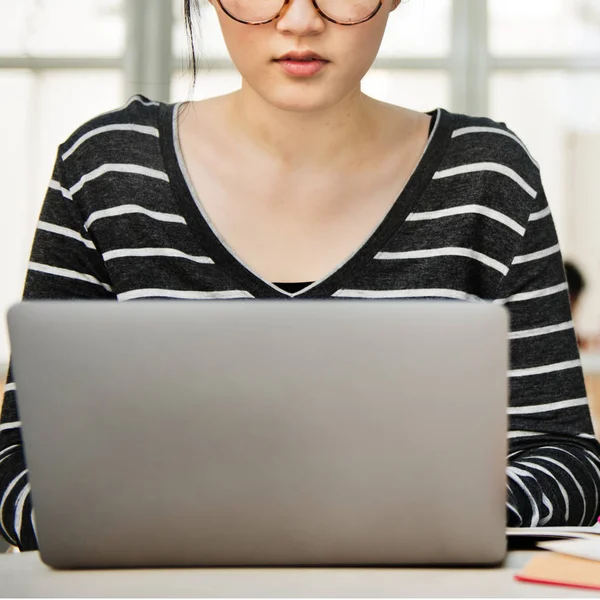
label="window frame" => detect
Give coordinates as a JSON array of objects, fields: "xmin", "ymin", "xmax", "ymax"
[{"xmin": 0, "ymin": 1, "xmax": 598, "ymax": 111}]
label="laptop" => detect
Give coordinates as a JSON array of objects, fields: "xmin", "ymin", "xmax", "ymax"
[{"xmin": 7, "ymin": 300, "xmax": 508, "ymax": 569}]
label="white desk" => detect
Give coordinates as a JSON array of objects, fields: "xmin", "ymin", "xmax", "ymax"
[{"xmin": 1, "ymin": 551, "xmax": 598, "ymax": 598}]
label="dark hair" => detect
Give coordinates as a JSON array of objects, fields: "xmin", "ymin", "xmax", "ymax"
[
  {"xmin": 564, "ymin": 260, "xmax": 586, "ymax": 301},
  {"xmin": 184, "ymin": 0, "xmax": 201, "ymax": 85}
]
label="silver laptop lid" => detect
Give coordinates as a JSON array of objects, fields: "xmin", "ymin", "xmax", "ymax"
[{"xmin": 8, "ymin": 300, "xmax": 508, "ymax": 568}]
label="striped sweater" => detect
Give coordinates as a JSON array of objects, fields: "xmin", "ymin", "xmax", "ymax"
[{"xmin": 2, "ymin": 95, "xmax": 600, "ymax": 551}]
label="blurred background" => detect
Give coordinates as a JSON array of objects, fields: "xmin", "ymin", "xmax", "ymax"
[{"xmin": 1, "ymin": 0, "xmax": 600, "ymax": 427}]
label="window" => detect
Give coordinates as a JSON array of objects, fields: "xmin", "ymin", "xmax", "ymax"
[
  {"xmin": 488, "ymin": 0, "xmax": 600, "ymax": 336},
  {"xmin": 2, "ymin": 0, "xmax": 600, "ymax": 367},
  {"xmin": 0, "ymin": 0, "xmax": 125, "ymax": 367},
  {"xmin": 489, "ymin": 0, "xmax": 600, "ymax": 57},
  {"xmin": 0, "ymin": 0, "xmax": 124, "ymax": 57}
]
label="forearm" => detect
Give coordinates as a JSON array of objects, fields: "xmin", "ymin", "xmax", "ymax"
[
  {"xmin": 506, "ymin": 440, "xmax": 600, "ymax": 527},
  {"xmin": 0, "ymin": 372, "xmax": 38, "ymax": 550}
]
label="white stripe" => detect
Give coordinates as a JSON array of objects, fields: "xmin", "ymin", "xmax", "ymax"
[
  {"xmin": 509, "ymin": 359, "xmax": 581, "ymax": 378},
  {"xmin": 62, "ymin": 124, "xmax": 159, "ymax": 161},
  {"xmin": 406, "ymin": 205, "xmax": 526, "ymax": 236},
  {"xmin": 0, "ymin": 421, "xmax": 22, "ymax": 434},
  {"xmin": 584, "ymin": 472, "xmax": 598, "ymax": 523},
  {"xmin": 70, "ymin": 164, "xmax": 169, "ymax": 196},
  {"xmin": 532, "ymin": 451, "xmax": 587, "ymax": 526},
  {"xmin": 4, "ymin": 383, "xmax": 16, "ymax": 393},
  {"xmin": 585, "ymin": 450, "xmax": 600, "ymax": 464},
  {"xmin": 37, "ymin": 221, "xmax": 95, "ymax": 250},
  {"xmin": 28, "ymin": 262, "xmax": 113, "ymax": 293},
  {"xmin": 508, "ymin": 397, "xmax": 588, "ymax": 415},
  {"xmin": 509, "ymin": 466, "xmax": 540, "ymax": 480},
  {"xmin": 584, "ymin": 456, "xmax": 600, "ymax": 512},
  {"xmin": 124, "ymin": 95, "xmax": 160, "ymax": 108},
  {"xmin": 509, "ymin": 320, "xmax": 574, "ymax": 340},
  {"xmin": 117, "ymin": 289, "xmax": 254, "ymax": 301},
  {"xmin": 517, "ymin": 461, "xmax": 569, "ymax": 522},
  {"xmin": 529, "ymin": 207, "xmax": 551, "ymax": 222},
  {"xmin": 31, "ymin": 508, "xmax": 37, "ymax": 542},
  {"xmin": 512, "ymin": 243, "xmax": 561, "ymax": 265},
  {"xmin": 452, "ymin": 126, "xmax": 540, "ymax": 168},
  {"xmin": 0, "ymin": 470, "xmax": 28, "ymax": 546},
  {"xmin": 13, "ymin": 484, "xmax": 30, "ymax": 545},
  {"xmin": 584, "ymin": 455, "xmax": 600, "ymax": 480},
  {"xmin": 84, "ymin": 204, "xmax": 186, "ymax": 230},
  {"xmin": 496, "ymin": 282, "xmax": 568, "ymax": 304},
  {"xmin": 540, "ymin": 493, "xmax": 554, "ymax": 526},
  {"xmin": 546, "ymin": 446, "xmax": 588, "ymax": 460},
  {"xmin": 0, "ymin": 445, "xmax": 19, "ymax": 462},
  {"xmin": 580, "ymin": 434, "xmax": 597, "ymax": 440},
  {"xmin": 103, "ymin": 248, "xmax": 214, "ymax": 265},
  {"xmin": 506, "ymin": 467, "xmax": 540, "ymax": 526},
  {"xmin": 584, "ymin": 453, "xmax": 600, "ymax": 518},
  {"xmin": 48, "ymin": 180, "xmax": 73, "ymax": 201},
  {"xmin": 433, "ymin": 163, "xmax": 538, "ymax": 199},
  {"xmin": 332, "ymin": 288, "xmax": 483, "ymax": 301},
  {"xmin": 376, "ymin": 247, "xmax": 508, "ymax": 275},
  {"xmin": 506, "ymin": 503, "xmax": 522, "ymax": 520},
  {"xmin": 508, "ymin": 431, "xmax": 544, "ymax": 439}
]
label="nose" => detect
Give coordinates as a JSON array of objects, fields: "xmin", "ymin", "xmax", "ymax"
[{"xmin": 276, "ymin": 0, "xmax": 326, "ymax": 35}]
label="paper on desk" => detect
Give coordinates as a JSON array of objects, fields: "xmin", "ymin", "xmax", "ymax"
[
  {"xmin": 507, "ymin": 524, "xmax": 600, "ymax": 540},
  {"xmin": 538, "ymin": 539, "xmax": 600, "ymax": 561}
]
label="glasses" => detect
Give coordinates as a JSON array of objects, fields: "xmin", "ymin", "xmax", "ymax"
[{"xmin": 216, "ymin": 0, "xmax": 384, "ymax": 26}]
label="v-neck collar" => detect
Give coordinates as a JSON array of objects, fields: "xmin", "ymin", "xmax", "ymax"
[{"xmin": 158, "ymin": 102, "xmax": 454, "ymax": 299}]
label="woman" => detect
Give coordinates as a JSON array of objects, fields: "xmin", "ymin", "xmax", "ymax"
[{"xmin": 2, "ymin": 0, "xmax": 600, "ymax": 551}]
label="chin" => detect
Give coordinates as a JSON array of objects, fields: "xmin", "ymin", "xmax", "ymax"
[{"xmin": 258, "ymin": 84, "xmax": 351, "ymax": 114}]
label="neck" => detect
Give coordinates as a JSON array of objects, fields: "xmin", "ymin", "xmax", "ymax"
[{"xmin": 226, "ymin": 83, "xmax": 384, "ymax": 169}]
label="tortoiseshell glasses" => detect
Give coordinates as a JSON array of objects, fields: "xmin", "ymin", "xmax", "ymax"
[{"xmin": 216, "ymin": 0, "xmax": 384, "ymax": 26}]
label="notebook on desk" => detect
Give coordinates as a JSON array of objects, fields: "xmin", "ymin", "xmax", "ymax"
[
  {"xmin": 516, "ymin": 539, "xmax": 600, "ymax": 592},
  {"xmin": 8, "ymin": 300, "xmax": 509, "ymax": 569}
]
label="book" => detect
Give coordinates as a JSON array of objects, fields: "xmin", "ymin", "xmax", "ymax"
[
  {"xmin": 538, "ymin": 539, "xmax": 600, "ymax": 561},
  {"xmin": 515, "ymin": 552, "xmax": 600, "ymax": 592}
]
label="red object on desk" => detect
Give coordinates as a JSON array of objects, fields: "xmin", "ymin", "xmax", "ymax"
[{"xmin": 515, "ymin": 552, "xmax": 600, "ymax": 592}]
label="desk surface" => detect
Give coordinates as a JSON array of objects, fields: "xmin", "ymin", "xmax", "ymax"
[{"xmin": 1, "ymin": 551, "xmax": 599, "ymax": 598}]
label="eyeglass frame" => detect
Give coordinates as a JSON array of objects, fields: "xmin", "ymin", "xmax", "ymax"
[{"xmin": 214, "ymin": 0, "xmax": 385, "ymax": 26}]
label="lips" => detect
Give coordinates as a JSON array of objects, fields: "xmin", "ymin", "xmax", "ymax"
[
  {"xmin": 275, "ymin": 51, "xmax": 329, "ymax": 63},
  {"xmin": 275, "ymin": 57, "xmax": 329, "ymax": 77},
  {"xmin": 273, "ymin": 51, "xmax": 330, "ymax": 77}
]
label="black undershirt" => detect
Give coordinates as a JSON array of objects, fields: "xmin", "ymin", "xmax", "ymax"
[
  {"xmin": 275, "ymin": 281, "xmax": 313, "ymax": 293},
  {"xmin": 274, "ymin": 113, "xmax": 437, "ymax": 294}
]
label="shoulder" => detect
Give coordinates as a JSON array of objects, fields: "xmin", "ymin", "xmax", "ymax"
[
  {"xmin": 450, "ymin": 111, "xmax": 536, "ymax": 159},
  {"xmin": 435, "ymin": 109, "xmax": 546, "ymax": 216},
  {"xmin": 441, "ymin": 110, "xmax": 542, "ymax": 189},
  {"xmin": 55, "ymin": 95, "xmax": 169, "ymax": 179}
]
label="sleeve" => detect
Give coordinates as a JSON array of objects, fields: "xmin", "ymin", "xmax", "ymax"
[
  {"xmin": 499, "ymin": 189, "xmax": 600, "ymax": 527},
  {"xmin": 0, "ymin": 150, "xmax": 115, "ymax": 551}
]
